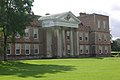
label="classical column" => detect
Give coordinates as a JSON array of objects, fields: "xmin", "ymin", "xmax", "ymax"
[
  {"xmin": 76, "ymin": 31, "xmax": 79, "ymax": 56},
  {"xmin": 62, "ymin": 28, "xmax": 66, "ymax": 57},
  {"xmin": 70, "ymin": 28, "xmax": 73, "ymax": 56}
]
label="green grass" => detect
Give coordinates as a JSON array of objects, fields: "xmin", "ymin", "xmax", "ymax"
[{"xmin": 0, "ymin": 57, "xmax": 120, "ymax": 80}]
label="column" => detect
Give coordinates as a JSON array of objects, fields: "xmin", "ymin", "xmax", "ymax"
[
  {"xmin": 62, "ymin": 29, "xmax": 66, "ymax": 57},
  {"xmin": 76, "ymin": 31, "xmax": 79, "ymax": 56},
  {"xmin": 70, "ymin": 28, "xmax": 73, "ymax": 56}
]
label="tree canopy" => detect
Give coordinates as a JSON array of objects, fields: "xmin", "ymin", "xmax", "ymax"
[{"xmin": 0, "ymin": 0, "xmax": 34, "ymax": 61}]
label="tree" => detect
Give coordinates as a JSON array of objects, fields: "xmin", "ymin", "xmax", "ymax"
[
  {"xmin": 111, "ymin": 39, "xmax": 120, "ymax": 51},
  {"xmin": 0, "ymin": 0, "xmax": 34, "ymax": 61}
]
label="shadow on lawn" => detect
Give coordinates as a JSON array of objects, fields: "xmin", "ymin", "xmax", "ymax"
[{"xmin": 0, "ymin": 61, "xmax": 75, "ymax": 78}]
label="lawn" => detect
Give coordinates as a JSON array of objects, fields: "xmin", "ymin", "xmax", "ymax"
[{"xmin": 0, "ymin": 57, "xmax": 120, "ymax": 80}]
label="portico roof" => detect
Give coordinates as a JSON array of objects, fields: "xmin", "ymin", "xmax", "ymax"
[{"xmin": 38, "ymin": 11, "xmax": 81, "ymax": 28}]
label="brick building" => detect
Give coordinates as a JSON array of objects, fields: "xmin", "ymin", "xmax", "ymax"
[{"xmin": 0, "ymin": 11, "xmax": 111, "ymax": 60}]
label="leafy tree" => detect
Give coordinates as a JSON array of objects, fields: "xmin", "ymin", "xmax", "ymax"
[
  {"xmin": 111, "ymin": 39, "xmax": 120, "ymax": 51},
  {"xmin": 0, "ymin": 0, "xmax": 34, "ymax": 61}
]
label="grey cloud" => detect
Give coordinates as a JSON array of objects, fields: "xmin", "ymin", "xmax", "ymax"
[{"xmin": 110, "ymin": 18, "xmax": 120, "ymax": 37}]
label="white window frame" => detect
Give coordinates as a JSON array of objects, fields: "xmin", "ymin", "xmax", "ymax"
[
  {"xmin": 15, "ymin": 32, "xmax": 20, "ymax": 38},
  {"xmin": 105, "ymin": 46, "xmax": 108, "ymax": 54},
  {"xmin": 98, "ymin": 34, "xmax": 102, "ymax": 41},
  {"xmin": 85, "ymin": 45, "xmax": 89, "ymax": 54},
  {"xmin": 79, "ymin": 32, "xmax": 83, "ymax": 41},
  {"xmin": 34, "ymin": 44, "xmax": 39, "ymax": 54},
  {"xmin": 15, "ymin": 44, "xmax": 21, "ymax": 55},
  {"xmin": 80, "ymin": 45, "xmax": 84, "ymax": 54},
  {"xmin": 33, "ymin": 28, "xmax": 38, "ymax": 39},
  {"xmin": 25, "ymin": 28, "xmax": 30, "ymax": 39},
  {"xmin": 25, "ymin": 44, "xmax": 30, "ymax": 55},
  {"xmin": 85, "ymin": 33, "xmax": 88, "ymax": 41},
  {"xmin": 99, "ymin": 46, "xmax": 102, "ymax": 54},
  {"xmin": 98, "ymin": 20, "xmax": 101, "ymax": 29},
  {"xmin": 7, "ymin": 44, "xmax": 11, "ymax": 55},
  {"xmin": 103, "ymin": 20, "xmax": 107, "ymax": 29}
]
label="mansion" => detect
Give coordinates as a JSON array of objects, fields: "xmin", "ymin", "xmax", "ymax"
[{"xmin": 0, "ymin": 11, "xmax": 111, "ymax": 60}]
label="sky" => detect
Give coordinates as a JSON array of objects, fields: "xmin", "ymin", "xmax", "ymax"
[{"xmin": 32, "ymin": 0, "xmax": 120, "ymax": 40}]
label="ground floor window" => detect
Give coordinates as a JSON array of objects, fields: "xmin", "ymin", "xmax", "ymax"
[
  {"xmin": 34, "ymin": 44, "xmax": 39, "ymax": 54},
  {"xmin": 15, "ymin": 44, "xmax": 21, "ymax": 55},
  {"xmin": 25, "ymin": 44, "xmax": 30, "ymax": 55},
  {"xmin": 7, "ymin": 44, "xmax": 11, "ymax": 55}
]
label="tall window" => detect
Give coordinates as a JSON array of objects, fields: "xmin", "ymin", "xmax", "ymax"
[
  {"xmin": 34, "ymin": 28, "xmax": 38, "ymax": 39},
  {"xmin": 80, "ymin": 45, "xmax": 84, "ymax": 54},
  {"xmin": 25, "ymin": 28, "xmax": 29, "ymax": 39},
  {"xmin": 104, "ymin": 34, "xmax": 107, "ymax": 41},
  {"xmin": 7, "ymin": 44, "xmax": 11, "ymax": 55},
  {"xmin": 105, "ymin": 46, "xmax": 108, "ymax": 54},
  {"xmin": 67, "ymin": 45, "xmax": 70, "ymax": 54},
  {"xmin": 85, "ymin": 45, "xmax": 89, "ymax": 54},
  {"xmin": 66, "ymin": 31, "xmax": 70, "ymax": 40},
  {"xmin": 34, "ymin": 44, "xmax": 39, "ymax": 54},
  {"xmin": 85, "ymin": 33, "xmax": 88, "ymax": 41},
  {"xmin": 15, "ymin": 32, "xmax": 20, "ymax": 38},
  {"xmin": 98, "ymin": 34, "xmax": 102, "ymax": 41},
  {"xmin": 79, "ymin": 32, "xmax": 83, "ymax": 41},
  {"xmin": 99, "ymin": 46, "xmax": 102, "ymax": 54},
  {"xmin": 25, "ymin": 44, "xmax": 30, "ymax": 55},
  {"xmin": 15, "ymin": 44, "xmax": 21, "ymax": 55},
  {"xmin": 98, "ymin": 20, "xmax": 101, "ymax": 29},
  {"xmin": 103, "ymin": 21, "xmax": 107, "ymax": 29}
]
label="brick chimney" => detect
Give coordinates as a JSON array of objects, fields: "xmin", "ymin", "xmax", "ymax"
[{"xmin": 79, "ymin": 12, "xmax": 87, "ymax": 17}]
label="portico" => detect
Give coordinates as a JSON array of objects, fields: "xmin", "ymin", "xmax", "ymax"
[{"xmin": 39, "ymin": 11, "xmax": 81, "ymax": 58}]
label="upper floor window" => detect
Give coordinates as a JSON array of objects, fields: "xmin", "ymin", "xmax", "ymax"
[
  {"xmin": 33, "ymin": 29, "xmax": 38, "ymax": 39},
  {"xmin": 98, "ymin": 34, "xmax": 102, "ymax": 41},
  {"xmin": 7, "ymin": 44, "xmax": 11, "ymax": 55},
  {"xmin": 103, "ymin": 21, "xmax": 107, "ymax": 29},
  {"xmin": 25, "ymin": 28, "xmax": 29, "ymax": 39},
  {"xmin": 66, "ymin": 31, "xmax": 70, "ymax": 40},
  {"xmin": 79, "ymin": 32, "xmax": 83, "ymax": 41},
  {"xmin": 25, "ymin": 44, "xmax": 30, "ymax": 55},
  {"xmin": 98, "ymin": 20, "xmax": 101, "ymax": 29},
  {"xmin": 15, "ymin": 32, "xmax": 20, "ymax": 38},
  {"xmin": 85, "ymin": 33, "xmax": 88, "ymax": 41},
  {"xmin": 104, "ymin": 34, "xmax": 107, "ymax": 41},
  {"xmin": 15, "ymin": 44, "xmax": 21, "ymax": 55}
]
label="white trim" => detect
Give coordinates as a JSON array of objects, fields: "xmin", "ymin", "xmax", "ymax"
[
  {"xmin": 15, "ymin": 44, "xmax": 21, "ymax": 55},
  {"xmin": 25, "ymin": 44, "xmax": 30, "ymax": 55},
  {"xmin": 34, "ymin": 44, "xmax": 39, "ymax": 54}
]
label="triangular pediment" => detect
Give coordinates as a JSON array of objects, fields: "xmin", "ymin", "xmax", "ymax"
[{"xmin": 57, "ymin": 11, "xmax": 81, "ymax": 23}]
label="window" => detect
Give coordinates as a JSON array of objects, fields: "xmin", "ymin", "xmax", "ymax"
[
  {"xmin": 104, "ymin": 34, "xmax": 107, "ymax": 41},
  {"xmin": 85, "ymin": 33, "xmax": 88, "ymax": 41},
  {"xmin": 15, "ymin": 44, "xmax": 21, "ymax": 55},
  {"xmin": 25, "ymin": 28, "xmax": 29, "ymax": 39},
  {"xmin": 80, "ymin": 45, "xmax": 83, "ymax": 54},
  {"xmin": 103, "ymin": 21, "xmax": 107, "ymax": 29},
  {"xmin": 98, "ymin": 20, "xmax": 101, "ymax": 29},
  {"xmin": 98, "ymin": 34, "xmax": 102, "ymax": 41},
  {"xmin": 67, "ymin": 45, "xmax": 70, "ymax": 54},
  {"xmin": 85, "ymin": 45, "xmax": 89, "ymax": 54},
  {"xmin": 34, "ymin": 29, "xmax": 38, "ymax": 39},
  {"xmin": 99, "ymin": 46, "xmax": 102, "ymax": 54},
  {"xmin": 7, "ymin": 44, "xmax": 11, "ymax": 55},
  {"xmin": 34, "ymin": 44, "xmax": 39, "ymax": 54},
  {"xmin": 15, "ymin": 32, "xmax": 20, "ymax": 38},
  {"xmin": 79, "ymin": 33, "xmax": 83, "ymax": 41},
  {"xmin": 105, "ymin": 46, "xmax": 108, "ymax": 54},
  {"xmin": 66, "ymin": 31, "xmax": 70, "ymax": 40},
  {"xmin": 25, "ymin": 44, "xmax": 30, "ymax": 55}
]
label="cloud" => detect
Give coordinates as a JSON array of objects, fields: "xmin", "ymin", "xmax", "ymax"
[{"xmin": 110, "ymin": 18, "xmax": 120, "ymax": 37}]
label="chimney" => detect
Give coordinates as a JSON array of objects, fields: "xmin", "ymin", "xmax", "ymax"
[{"xmin": 79, "ymin": 12, "xmax": 86, "ymax": 17}]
